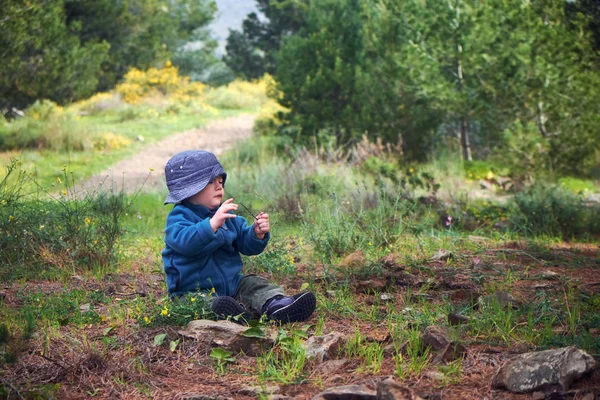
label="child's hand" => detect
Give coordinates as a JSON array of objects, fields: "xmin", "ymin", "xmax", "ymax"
[
  {"xmin": 253, "ymin": 212, "xmax": 270, "ymax": 239},
  {"xmin": 210, "ymin": 198, "xmax": 238, "ymax": 232}
]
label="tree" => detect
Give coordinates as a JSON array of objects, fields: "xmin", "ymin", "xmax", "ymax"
[
  {"xmin": 275, "ymin": 0, "xmax": 365, "ymax": 146},
  {"xmin": 224, "ymin": 0, "xmax": 308, "ymax": 79},
  {"xmin": 64, "ymin": 0, "xmax": 218, "ymax": 91},
  {"xmin": 0, "ymin": 0, "xmax": 109, "ymax": 112}
]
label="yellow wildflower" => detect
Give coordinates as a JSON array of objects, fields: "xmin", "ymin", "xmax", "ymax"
[
  {"xmin": 161, "ymin": 307, "xmax": 168, "ymax": 316},
  {"xmin": 85, "ymin": 217, "xmax": 91, "ymax": 225},
  {"xmin": 144, "ymin": 316, "xmax": 151, "ymax": 324},
  {"xmin": 9, "ymin": 215, "xmax": 14, "ymax": 222},
  {"xmin": 190, "ymin": 297, "xmax": 196, "ymax": 302}
]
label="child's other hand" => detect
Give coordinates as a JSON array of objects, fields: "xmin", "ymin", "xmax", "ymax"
[
  {"xmin": 210, "ymin": 198, "xmax": 237, "ymax": 232},
  {"xmin": 253, "ymin": 212, "xmax": 270, "ymax": 239}
]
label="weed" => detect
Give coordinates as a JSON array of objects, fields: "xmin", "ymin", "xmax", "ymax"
[{"xmin": 257, "ymin": 326, "xmax": 308, "ymax": 384}]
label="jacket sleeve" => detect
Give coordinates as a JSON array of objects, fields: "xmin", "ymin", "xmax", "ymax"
[
  {"xmin": 233, "ymin": 216, "xmax": 269, "ymax": 256},
  {"xmin": 164, "ymin": 208, "xmax": 226, "ymax": 257}
]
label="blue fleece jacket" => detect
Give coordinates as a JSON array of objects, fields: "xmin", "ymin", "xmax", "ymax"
[{"xmin": 162, "ymin": 201, "xmax": 270, "ymax": 296}]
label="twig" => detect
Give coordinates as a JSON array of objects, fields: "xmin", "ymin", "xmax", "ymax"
[{"xmin": 0, "ymin": 377, "xmax": 25, "ymax": 400}]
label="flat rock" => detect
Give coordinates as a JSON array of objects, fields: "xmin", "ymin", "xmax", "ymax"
[
  {"xmin": 303, "ymin": 332, "xmax": 346, "ymax": 363},
  {"xmin": 178, "ymin": 319, "xmax": 274, "ymax": 356},
  {"xmin": 492, "ymin": 346, "xmax": 597, "ymax": 393},
  {"xmin": 377, "ymin": 378, "xmax": 425, "ymax": 400},
  {"xmin": 311, "ymin": 385, "xmax": 376, "ymax": 400}
]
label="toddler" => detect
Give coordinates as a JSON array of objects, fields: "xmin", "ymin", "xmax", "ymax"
[{"xmin": 162, "ymin": 150, "xmax": 316, "ymax": 324}]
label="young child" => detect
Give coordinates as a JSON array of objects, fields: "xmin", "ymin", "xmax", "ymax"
[{"xmin": 162, "ymin": 150, "xmax": 316, "ymax": 324}]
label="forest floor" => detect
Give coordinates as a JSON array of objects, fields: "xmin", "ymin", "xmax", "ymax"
[{"xmin": 2, "ymin": 114, "xmax": 600, "ymax": 400}]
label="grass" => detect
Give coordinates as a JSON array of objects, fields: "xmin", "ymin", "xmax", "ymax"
[{"xmin": 1, "ymin": 83, "xmax": 600, "ymax": 398}]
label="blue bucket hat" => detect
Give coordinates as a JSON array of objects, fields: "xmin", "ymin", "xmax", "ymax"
[{"xmin": 164, "ymin": 150, "xmax": 227, "ymax": 205}]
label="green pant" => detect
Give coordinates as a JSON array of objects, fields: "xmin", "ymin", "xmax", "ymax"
[{"xmin": 233, "ymin": 274, "xmax": 284, "ymax": 313}]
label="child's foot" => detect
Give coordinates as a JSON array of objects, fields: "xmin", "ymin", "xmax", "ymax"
[
  {"xmin": 211, "ymin": 296, "xmax": 253, "ymax": 324},
  {"xmin": 263, "ymin": 292, "xmax": 316, "ymax": 323}
]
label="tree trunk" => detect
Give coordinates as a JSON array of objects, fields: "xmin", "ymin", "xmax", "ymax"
[
  {"xmin": 460, "ymin": 117, "xmax": 472, "ymax": 161},
  {"xmin": 456, "ymin": 45, "xmax": 472, "ymax": 162}
]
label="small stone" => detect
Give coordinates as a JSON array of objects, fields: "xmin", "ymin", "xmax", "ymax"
[
  {"xmin": 311, "ymin": 384, "xmax": 376, "ymax": 400},
  {"xmin": 431, "ymin": 250, "xmax": 453, "ymax": 261},
  {"xmin": 79, "ymin": 303, "xmax": 91, "ymax": 312},
  {"xmin": 432, "ymin": 342, "xmax": 467, "ymax": 364},
  {"xmin": 422, "ymin": 326, "xmax": 450, "ymax": 351},
  {"xmin": 448, "ymin": 313, "xmax": 470, "ymax": 326},
  {"xmin": 380, "ymin": 293, "xmax": 394, "ymax": 302},
  {"xmin": 531, "ymin": 391, "xmax": 545, "ymax": 400}
]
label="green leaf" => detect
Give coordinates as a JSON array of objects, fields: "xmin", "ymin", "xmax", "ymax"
[
  {"xmin": 103, "ymin": 326, "xmax": 114, "ymax": 336},
  {"xmin": 169, "ymin": 339, "xmax": 180, "ymax": 352},
  {"xmin": 210, "ymin": 347, "xmax": 234, "ymax": 361},
  {"xmin": 299, "ymin": 282, "xmax": 310, "ymax": 292},
  {"xmin": 153, "ymin": 333, "xmax": 167, "ymax": 347},
  {"xmin": 242, "ymin": 326, "xmax": 266, "ymax": 338}
]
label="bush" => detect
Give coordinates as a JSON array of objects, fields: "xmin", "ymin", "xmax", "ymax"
[
  {"xmin": 507, "ymin": 183, "xmax": 599, "ymax": 237},
  {"xmin": 115, "ymin": 61, "xmax": 206, "ymax": 104},
  {"xmin": 0, "ymin": 100, "xmax": 86, "ymax": 151},
  {"xmin": 0, "ymin": 159, "xmax": 135, "ymax": 280}
]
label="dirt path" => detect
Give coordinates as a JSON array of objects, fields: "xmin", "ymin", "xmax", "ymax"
[{"xmin": 75, "ymin": 114, "xmax": 255, "ymax": 195}]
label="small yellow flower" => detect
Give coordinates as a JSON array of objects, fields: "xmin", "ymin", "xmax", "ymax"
[
  {"xmin": 39, "ymin": 225, "xmax": 45, "ymax": 230},
  {"xmin": 85, "ymin": 217, "xmax": 91, "ymax": 225},
  {"xmin": 144, "ymin": 316, "xmax": 151, "ymax": 324},
  {"xmin": 9, "ymin": 215, "xmax": 15, "ymax": 222},
  {"xmin": 161, "ymin": 307, "xmax": 168, "ymax": 316},
  {"xmin": 149, "ymin": 168, "xmax": 154, "ymax": 172},
  {"xmin": 190, "ymin": 297, "xmax": 196, "ymax": 302},
  {"xmin": 210, "ymin": 287, "xmax": 216, "ymax": 294},
  {"xmin": 61, "ymin": 190, "xmax": 67, "ymax": 196},
  {"xmin": 56, "ymin": 177, "xmax": 62, "ymax": 183},
  {"xmin": 409, "ymin": 168, "xmax": 414, "ymax": 173}
]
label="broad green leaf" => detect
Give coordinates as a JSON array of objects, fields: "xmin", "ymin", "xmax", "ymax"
[{"xmin": 153, "ymin": 333, "xmax": 167, "ymax": 347}]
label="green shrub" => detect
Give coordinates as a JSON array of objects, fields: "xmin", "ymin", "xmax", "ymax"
[
  {"xmin": 558, "ymin": 177, "xmax": 597, "ymax": 195},
  {"xmin": 0, "ymin": 159, "xmax": 134, "ymax": 280},
  {"xmin": 507, "ymin": 183, "xmax": 597, "ymax": 237}
]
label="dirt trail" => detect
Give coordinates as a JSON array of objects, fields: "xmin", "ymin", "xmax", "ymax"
[{"xmin": 75, "ymin": 114, "xmax": 255, "ymax": 196}]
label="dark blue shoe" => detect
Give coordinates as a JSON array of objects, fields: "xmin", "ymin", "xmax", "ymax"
[
  {"xmin": 211, "ymin": 296, "xmax": 253, "ymax": 324},
  {"xmin": 263, "ymin": 292, "xmax": 316, "ymax": 323}
]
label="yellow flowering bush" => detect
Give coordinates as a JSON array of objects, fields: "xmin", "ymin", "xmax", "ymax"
[
  {"xmin": 93, "ymin": 132, "xmax": 132, "ymax": 151},
  {"xmin": 116, "ymin": 61, "xmax": 206, "ymax": 104}
]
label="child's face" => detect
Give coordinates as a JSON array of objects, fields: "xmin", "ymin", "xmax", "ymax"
[{"xmin": 188, "ymin": 175, "xmax": 225, "ymax": 208}]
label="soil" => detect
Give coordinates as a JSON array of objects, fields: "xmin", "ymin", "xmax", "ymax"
[{"xmin": 2, "ymin": 115, "xmax": 600, "ymax": 399}]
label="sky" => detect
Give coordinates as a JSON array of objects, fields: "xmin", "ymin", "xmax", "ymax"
[{"xmin": 208, "ymin": 0, "xmax": 260, "ymax": 55}]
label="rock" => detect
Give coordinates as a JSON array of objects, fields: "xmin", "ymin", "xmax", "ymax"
[
  {"xmin": 432, "ymin": 342, "xmax": 467, "ymax": 364},
  {"xmin": 447, "ymin": 313, "xmax": 470, "ymax": 326},
  {"xmin": 180, "ymin": 395, "xmax": 232, "ymax": 400},
  {"xmin": 178, "ymin": 320, "xmax": 274, "ymax": 357},
  {"xmin": 479, "ymin": 179, "xmax": 494, "ymax": 190},
  {"xmin": 356, "ymin": 279, "xmax": 387, "ymax": 294},
  {"xmin": 532, "ymin": 391, "xmax": 545, "ymax": 400},
  {"xmin": 422, "ymin": 326, "xmax": 450, "ymax": 351},
  {"xmin": 314, "ymin": 359, "xmax": 348, "ymax": 375},
  {"xmin": 311, "ymin": 384, "xmax": 376, "ymax": 400},
  {"xmin": 376, "ymin": 378, "xmax": 425, "ymax": 400},
  {"xmin": 380, "ymin": 293, "xmax": 394, "ymax": 302},
  {"xmin": 431, "ymin": 250, "xmax": 453, "ymax": 262},
  {"xmin": 492, "ymin": 346, "xmax": 597, "ymax": 393},
  {"xmin": 79, "ymin": 303, "xmax": 91, "ymax": 312},
  {"xmin": 303, "ymin": 332, "xmax": 346, "ymax": 363},
  {"xmin": 237, "ymin": 385, "xmax": 280, "ymax": 396}
]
